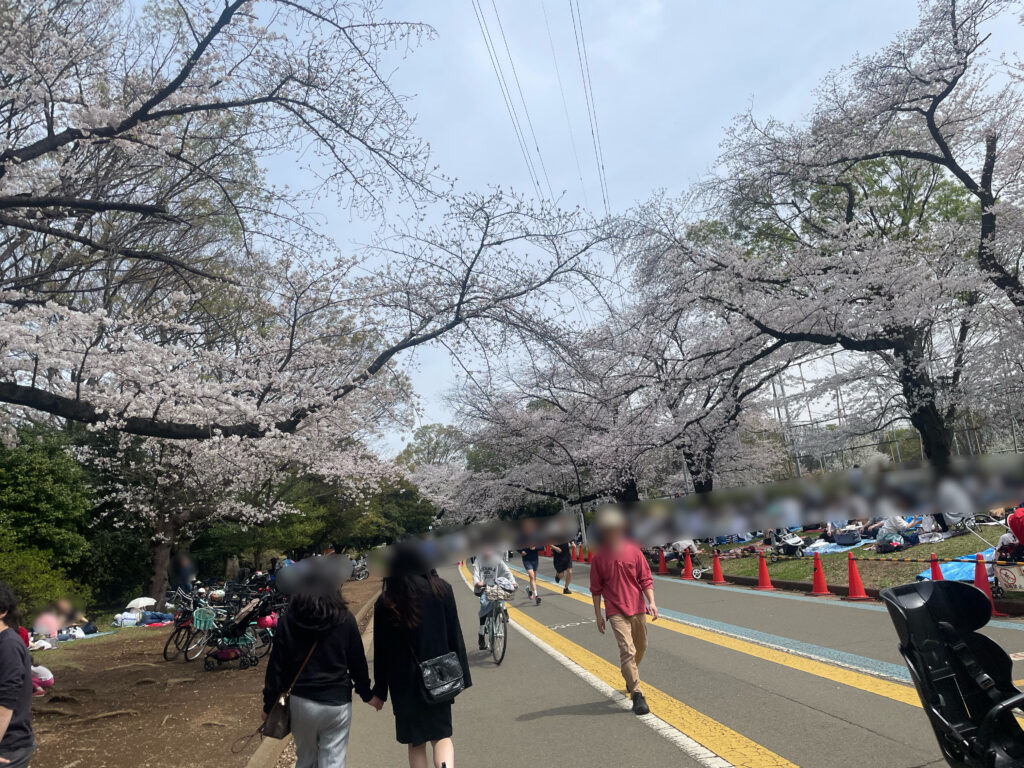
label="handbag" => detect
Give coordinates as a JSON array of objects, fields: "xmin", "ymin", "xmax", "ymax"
[
  {"xmin": 260, "ymin": 640, "xmax": 318, "ymax": 739},
  {"xmin": 415, "ymin": 650, "xmax": 465, "ymax": 705}
]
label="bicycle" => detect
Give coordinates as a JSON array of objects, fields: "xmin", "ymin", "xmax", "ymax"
[
  {"xmin": 163, "ymin": 588, "xmax": 199, "ymax": 661},
  {"xmin": 480, "ymin": 586, "xmax": 513, "ymax": 665}
]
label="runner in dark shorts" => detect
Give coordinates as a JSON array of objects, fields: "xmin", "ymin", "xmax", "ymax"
[
  {"xmin": 519, "ymin": 546, "xmax": 542, "ymax": 605},
  {"xmin": 551, "ymin": 543, "xmax": 573, "ymax": 594}
]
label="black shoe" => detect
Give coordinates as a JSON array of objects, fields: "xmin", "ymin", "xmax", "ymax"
[
  {"xmin": 555, "ymin": 572, "xmax": 561, "ymax": 583},
  {"xmin": 478, "ymin": 635, "xmax": 486, "ymax": 650},
  {"xmin": 535, "ymin": 595, "xmax": 542, "ymax": 605},
  {"xmin": 563, "ymin": 588, "xmax": 572, "ymax": 595},
  {"xmin": 632, "ymin": 691, "xmax": 649, "ymax": 715},
  {"xmin": 527, "ymin": 587, "xmax": 533, "ymax": 599}
]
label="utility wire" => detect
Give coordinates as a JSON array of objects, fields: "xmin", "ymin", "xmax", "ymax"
[
  {"xmin": 489, "ymin": 0, "xmax": 554, "ymax": 200},
  {"xmin": 541, "ymin": 0, "xmax": 588, "ymax": 208},
  {"xmin": 470, "ymin": 0, "xmax": 544, "ymax": 199},
  {"xmin": 568, "ymin": 0, "xmax": 610, "ymax": 215}
]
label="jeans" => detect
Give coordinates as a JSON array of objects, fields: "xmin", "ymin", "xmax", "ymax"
[
  {"xmin": 608, "ymin": 613, "xmax": 648, "ymax": 695},
  {"xmin": 290, "ymin": 696, "xmax": 352, "ymax": 768},
  {"xmin": 0, "ymin": 745, "xmax": 34, "ymax": 768},
  {"xmin": 478, "ymin": 592, "xmax": 496, "ymax": 619}
]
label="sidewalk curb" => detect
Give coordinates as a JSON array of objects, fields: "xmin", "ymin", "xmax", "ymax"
[{"xmin": 244, "ymin": 587, "xmax": 381, "ymax": 768}]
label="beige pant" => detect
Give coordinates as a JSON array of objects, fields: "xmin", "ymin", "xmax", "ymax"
[{"xmin": 608, "ymin": 613, "xmax": 648, "ymax": 695}]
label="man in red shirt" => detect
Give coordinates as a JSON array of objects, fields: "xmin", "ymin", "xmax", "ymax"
[{"xmin": 590, "ymin": 506, "xmax": 658, "ymax": 716}]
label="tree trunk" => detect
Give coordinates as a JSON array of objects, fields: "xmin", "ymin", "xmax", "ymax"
[
  {"xmin": 145, "ymin": 539, "xmax": 172, "ymax": 602},
  {"xmin": 683, "ymin": 447, "xmax": 714, "ymax": 495},
  {"xmin": 895, "ymin": 340, "xmax": 952, "ymax": 473},
  {"xmin": 614, "ymin": 476, "xmax": 640, "ymax": 508}
]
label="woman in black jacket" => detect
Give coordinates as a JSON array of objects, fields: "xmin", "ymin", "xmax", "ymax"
[
  {"xmin": 262, "ymin": 588, "xmax": 371, "ymax": 768},
  {"xmin": 369, "ymin": 546, "xmax": 471, "ymax": 768}
]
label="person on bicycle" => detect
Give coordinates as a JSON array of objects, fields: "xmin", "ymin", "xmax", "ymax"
[{"xmin": 472, "ymin": 547, "xmax": 514, "ymax": 650}]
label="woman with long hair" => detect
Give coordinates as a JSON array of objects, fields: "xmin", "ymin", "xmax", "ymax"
[
  {"xmin": 369, "ymin": 544, "xmax": 471, "ymax": 768},
  {"xmin": 262, "ymin": 565, "xmax": 371, "ymax": 768}
]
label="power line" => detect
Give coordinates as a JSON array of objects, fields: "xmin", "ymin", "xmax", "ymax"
[
  {"xmin": 568, "ymin": 0, "xmax": 610, "ymax": 215},
  {"xmin": 470, "ymin": 0, "xmax": 544, "ymax": 199},
  {"xmin": 541, "ymin": 0, "xmax": 588, "ymax": 207},
  {"xmin": 489, "ymin": 0, "xmax": 554, "ymax": 200}
]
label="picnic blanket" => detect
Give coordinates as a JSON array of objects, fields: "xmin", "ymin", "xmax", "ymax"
[
  {"xmin": 915, "ymin": 548, "xmax": 995, "ymax": 581},
  {"xmin": 805, "ymin": 538, "xmax": 875, "ymax": 556}
]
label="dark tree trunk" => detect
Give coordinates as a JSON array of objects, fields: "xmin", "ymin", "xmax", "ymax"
[
  {"xmin": 146, "ymin": 539, "xmax": 172, "ymax": 602},
  {"xmin": 895, "ymin": 339, "xmax": 952, "ymax": 474},
  {"xmin": 614, "ymin": 476, "xmax": 640, "ymax": 508},
  {"xmin": 683, "ymin": 447, "xmax": 714, "ymax": 495},
  {"xmin": 145, "ymin": 517, "xmax": 176, "ymax": 601}
]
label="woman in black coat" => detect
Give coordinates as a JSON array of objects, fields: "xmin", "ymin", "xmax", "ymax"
[{"xmin": 369, "ymin": 546, "xmax": 471, "ymax": 768}]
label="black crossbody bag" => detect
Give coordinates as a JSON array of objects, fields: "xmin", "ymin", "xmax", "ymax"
[
  {"xmin": 406, "ymin": 626, "xmax": 464, "ymax": 704},
  {"xmin": 260, "ymin": 641, "xmax": 319, "ymax": 739}
]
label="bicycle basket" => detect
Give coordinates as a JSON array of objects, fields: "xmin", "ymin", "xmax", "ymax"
[
  {"xmin": 484, "ymin": 585, "xmax": 514, "ymax": 602},
  {"xmin": 193, "ymin": 607, "xmax": 217, "ymax": 631}
]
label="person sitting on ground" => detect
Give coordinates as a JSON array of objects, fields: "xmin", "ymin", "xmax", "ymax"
[
  {"xmin": 31, "ymin": 607, "xmax": 61, "ymax": 640},
  {"xmin": 875, "ymin": 512, "xmax": 922, "ymax": 553},
  {"xmin": 29, "ymin": 664, "xmax": 53, "ymax": 698},
  {"xmin": 472, "ymin": 545, "xmax": 516, "ymax": 650}
]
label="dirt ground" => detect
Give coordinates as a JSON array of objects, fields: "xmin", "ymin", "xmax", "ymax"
[{"xmin": 29, "ymin": 577, "xmax": 381, "ymax": 768}]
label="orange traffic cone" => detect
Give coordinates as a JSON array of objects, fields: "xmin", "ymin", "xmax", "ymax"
[
  {"xmin": 843, "ymin": 552, "xmax": 870, "ymax": 601},
  {"xmin": 575, "ymin": 545, "xmax": 582, "ymax": 563},
  {"xmin": 657, "ymin": 548, "xmax": 668, "ymax": 575},
  {"xmin": 711, "ymin": 552, "xmax": 726, "ymax": 585},
  {"xmin": 929, "ymin": 553, "xmax": 944, "ymax": 581},
  {"xmin": 753, "ymin": 551, "xmax": 774, "ymax": 590},
  {"xmin": 681, "ymin": 550, "xmax": 695, "ymax": 580},
  {"xmin": 544, "ymin": 544, "xmax": 551, "ymax": 557},
  {"xmin": 587, "ymin": 548, "xmax": 593, "ymax": 563},
  {"xmin": 974, "ymin": 553, "xmax": 1007, "ymax": 617},
  {"xmin": 809, "ymin": 552, "xmax": 831, "ymax": 596}
]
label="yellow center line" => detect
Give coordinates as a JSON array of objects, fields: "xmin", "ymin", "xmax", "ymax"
[
  {"xmin": 511, "ymin": 563, "xmax": 922, "ymax": 709},
  {"xmin": 459, "ymin": 564, "xmax": 796, "ymax": 768}
]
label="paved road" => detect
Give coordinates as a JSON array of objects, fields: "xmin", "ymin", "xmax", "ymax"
[{"xmin": 346, "ymin": 558, "xmax": 1024, "ymax": 768}]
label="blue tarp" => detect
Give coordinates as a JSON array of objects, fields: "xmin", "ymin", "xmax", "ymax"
[
  {"xmin": 915, "ymin": 547, "xmax": 995, "ymax": 581},
  {"xmin": 805, "ymin": 538, "xmax": 875, "ymax": 556}
]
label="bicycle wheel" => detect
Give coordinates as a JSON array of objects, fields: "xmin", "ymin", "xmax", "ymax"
[
  {"xmin": 163, "ymin": 626, "xmax": 185, "ymax": 661},
  {"xmin": 491, "ymin": 608, "xmax": 508, "ymax": 665},
  {"xmin": 184, "ymin": 630, "xmax": 210, "ymax": 661},
  {"xmin": 175, "ymin": 625, "xmax": 192, "ymax": 650},
  {"xmin": 254, "ymin": 628, "xmax": 273, "ymax": 658}
]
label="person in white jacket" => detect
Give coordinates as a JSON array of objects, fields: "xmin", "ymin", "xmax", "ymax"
[{"xmin": 472, "ymin": 548, "xmax": 515, "ymax": 650}]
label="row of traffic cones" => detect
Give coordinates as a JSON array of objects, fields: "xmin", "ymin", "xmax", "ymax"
[{"xmin": 571, "ymin": 544, "xmax": 592, "ymax": 563}]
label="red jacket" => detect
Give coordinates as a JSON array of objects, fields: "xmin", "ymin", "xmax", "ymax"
[{"xmin": 589, "ymin": 539, "xmax": 653, "ymax": 618}]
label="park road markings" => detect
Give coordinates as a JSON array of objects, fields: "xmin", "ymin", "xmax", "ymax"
[
  {"xmin": 513, "ymin": 564, "xmax": 925, "ymax": 708},
  {"xmin": 457, "ymin": 565, "xmax": 795, "ymax": 768}
]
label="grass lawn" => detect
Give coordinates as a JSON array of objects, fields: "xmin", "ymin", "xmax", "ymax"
[{"xmin": 685, "ymin": 527, "xmax": 1009, "ymax": 592}]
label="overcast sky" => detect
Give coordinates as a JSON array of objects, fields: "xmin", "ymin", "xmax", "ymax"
[{"xmin": 299, "ymin": 1, "xmax": 1008, "ymax": 454}]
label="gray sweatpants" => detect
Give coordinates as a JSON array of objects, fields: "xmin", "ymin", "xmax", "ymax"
[{"xmin": 289, "ymin": 696, "xmax": 352, "ymax": 768}]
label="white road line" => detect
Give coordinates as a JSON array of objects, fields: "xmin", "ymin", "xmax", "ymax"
[
  {"xmin": 509, "ymin": 619, "xmax": 734, "ymax": 768},
  {"xmin": 456, "ymin": 565, "xmax": 734, "ymax": 768}
]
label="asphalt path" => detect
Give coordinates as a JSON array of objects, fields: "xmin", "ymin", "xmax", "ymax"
[{"xmin": 345, "ymin": 558, "xmax": 1024, "ymax": 767}]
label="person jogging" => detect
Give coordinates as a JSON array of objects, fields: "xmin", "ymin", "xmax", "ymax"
[
  {"xmin": 589, "ymin": 506, "xmax": 657, "ymax": 716},
  {"xmin": 517, "ymin": 519, "xmax": 542, "ymax": 605},
  {"xmin": 551, "ymin": 543, "xmax": 573, "ymax": 594}
]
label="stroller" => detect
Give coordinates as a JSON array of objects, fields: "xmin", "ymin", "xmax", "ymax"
[
  {"xmin": 766, "ymin": 528, "xmax": 807, "ymax": 562},
  {"xmin": 203, "ymin": 598, "xmax": 261, "ymax": 671},
  {"xmin": 881, "ymin": 580, "xmax": 1024, "ymax": 767}
]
